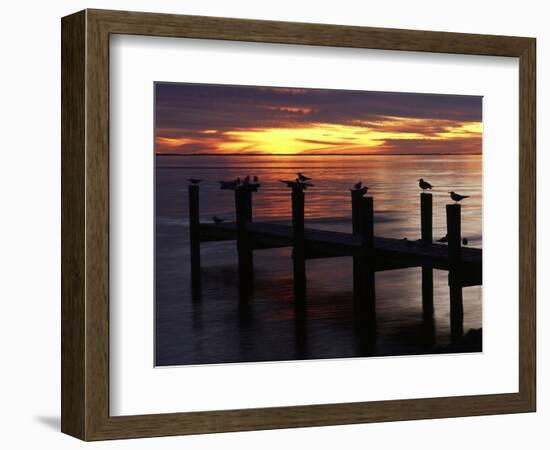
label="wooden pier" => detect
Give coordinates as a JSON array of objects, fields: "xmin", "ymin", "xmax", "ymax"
[{"xmin": 189, "ymin": 185, "xmax": 482, "ymax": 343}]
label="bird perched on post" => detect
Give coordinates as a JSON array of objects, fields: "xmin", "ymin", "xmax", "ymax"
[
  {"xmin": 188, "ymin": 178, "xmax": 203, "ymax": 184},
  {"xmin": 437, "ymin": 234, "xmax": 448, "ymax": 243},
  {"xmin": 280, "ymin": 179, "xmax": 314, "ymax": 191},
  {"xmin": 449, "ymin": 191, "xmax": 469, "ymax": 203},
  {"xmin": 212, "ymin": 216, "xmax": 226, "ymax": 224},
  {"xmin": 280, "ymin": 179, "xmax": 299, "ymax": 189},
  {"xmin": 418, "ymin": 178, "xmax": 432, "ymax": 190},
  {"xmin": 351, "ymin": 184, "xmax": 368, "ymax": 197},
  {"xmin": 297, "ymin": 173, "xmax": 311, "ymax": 182}
]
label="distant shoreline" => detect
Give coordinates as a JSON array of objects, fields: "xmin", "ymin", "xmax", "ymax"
[{"xmin": 156, "ymin": 153, "xmax": 482, "ymax": 157}]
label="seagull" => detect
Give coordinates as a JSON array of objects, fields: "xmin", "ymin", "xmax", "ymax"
[
  {"xmin": 253, "ymin": 176, "xmax": 259, "ymax": 183},
  {"xmin": 188, "ymin": 178, "xmax": 203, "ymax": 184},
  {"xmin": 437, "ymin": 234, "xmax": 448, "ymax": 243},
  {"xmin": 297, "ymin": 173, "xmax": 311, "ymax": 182},
  {"xmin": 280, "ymin": 179, "xmax": 299, "ymax": 188},
  {"xmin": 351, "ymin": 185, "xmax": 368, "ymax": 196},
  {"xmin": 242, "ymin": 175, "xmax": 250, "ymax": 185},
  {"xmin": 449, "ymin": 191, "xmax": 469, "ymax": 203},
  {"xmin": 280, "ymin": 179, "xmax": 313, "ymax": 191},
  {"xmin": 212, "ymin": 216, "xmax": 226, "ymax": 224},
  {"xmin": 418, "ymin": 178, "xmax": 432, "ymax": 190},
  {"xmin": 354, "ymin": 181, "xmax": 362, "ymax": 190},
  {"xmin": 462, "ymin": 237, "xmax": 469, "ymax": 245}
]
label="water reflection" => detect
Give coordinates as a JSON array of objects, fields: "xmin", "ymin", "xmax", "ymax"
[{"xmin": 155, "ymin": 155, "xmax": 482, "ymax": 366}]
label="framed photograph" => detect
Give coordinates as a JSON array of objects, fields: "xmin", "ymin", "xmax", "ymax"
[{"xmin": 61, "ymin": 9, "xmax": 536, "ymax": 440}]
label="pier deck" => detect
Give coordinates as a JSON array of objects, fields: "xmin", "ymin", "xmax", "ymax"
[{"xmin": 200, "ymin": 221, "xmax": 481, "ymax": 285}]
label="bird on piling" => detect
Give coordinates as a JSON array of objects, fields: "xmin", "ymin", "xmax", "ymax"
[
  {"xmin": 188, "ymin": 178, "xmax": 203, "ymax": 184},
  {"xmin": 449, "ymin": 191, "xmax": 469, "ymax": 203},
  {"xmin": 280, "ymin": 179, "xmax": 299, "ymax": 189},
  {"xmin": 297, "ymin": 173, "xmax": 311, "ymax": 182},
  {"xmin": 280, "ymin": 178, "xmax": 314, "ymax": 191},
  {"xmin": 248, "ymin": 176, "xmax": 261, "ymax": 191},
  {"xmin": 212, "ymin": 216, "xmax": 226, "ymax": 224},
  {"xmin": 418, "ymin": 178, "xmax": 432, "ymax": 190},
  {"xmin": 351, "ymin": 185, "xmax": 368, "ymax": 196},
  {"xmin": 462, "ymin": 237, "xmax": 469, "ymax": 245},
  {"xmin": 437, "ymin": 234, "xmax": 448, "ymax": 243},
  {"xmin": 354, "ymin": 181, "xmax": 362, "ymax": 190},
  {"xmin": 242, "ymin": 175, "xmax": 250, "ymax": 185},
  {"xmin": 299, "ymin": 181, "xmax": 314, "ymax": 190}
]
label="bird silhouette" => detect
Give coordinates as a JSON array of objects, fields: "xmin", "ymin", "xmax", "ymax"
[
  {"xmin": 253, "ymin": 176, "xmax": 259, "ymax": 183},
  {"xmin": 418, "ymin": 178, "xmax": 432, "ymax": 190},
  {"xmin": 297, "ymin": 173, "xmax": 311, "ymax": 182},
  {"xmin": 242, "ymin": 175, "xmax": 250, "ymax": 185},
  {"xmin": 437, "ymin": 234, "xmax": 448, "ymax": 243},
  {"xmin": 462, "ymin": 237, "xmax": 469, "ymax": 245},
  {"xmin": 354, "ymin": 181, "xmax": 362, "ymax": 190},
  {"xmin": 212, "ymin": 216, "xmax": 226, "ymax": 224},
  {"xmin": 280, "ymin": 179, "xmax": 298, "ymax": 188},
  {"xmin": 280, "ymin": 179, "xmax": 314, "ymax": 191},
  {"xmin": 351, "ymin": 185, "xmax": 368, "ymax": 196},
  {"xmin": 188, "ymin": 178, "xmax": 203, "ymax": 184},
  {"xmin": 449, "ymin": 191, "xmax": 469, "ymax": 203}
]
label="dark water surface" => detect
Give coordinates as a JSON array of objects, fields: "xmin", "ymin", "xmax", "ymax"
[{"xmin": 155, "ymin": 154, "xmax": 482, "ymax": 366}]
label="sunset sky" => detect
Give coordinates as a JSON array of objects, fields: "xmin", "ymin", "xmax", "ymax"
[{"xmin": 155, "ymin": 83, "xmax": 482, "ymax": 156}]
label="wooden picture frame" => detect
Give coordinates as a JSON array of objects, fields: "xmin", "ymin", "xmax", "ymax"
[{"xmin": 61, "ymin": 9, "xmax": 536, "ymax": 441}]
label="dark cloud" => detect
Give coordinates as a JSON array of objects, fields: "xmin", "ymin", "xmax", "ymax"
[{"xmin": 155, "ymin": 82, "xmax": 482, "ymax": 133}]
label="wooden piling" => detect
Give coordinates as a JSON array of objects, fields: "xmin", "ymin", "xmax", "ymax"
[
  {"xmin": 351, "ymin": 190, "xmax": 363, "ymax": 319},
  {"xmin": 292, "ymin": 187, "xmax": 306, "ymax": 306},
  {"xmin": 446, "ymin": 204, "xmax": 464, "ymax": 343},
  {"xmin": 235, "ymin": 187, "xmax": 254, "ymax": 292},
  {"xmin": 351, "ymin": 190, "xmax": 363, "ymax": 234},
  {"xmin": 188, "ymin": 185, "xmax": 201, "ymax": 291},
  {"xmin": 421, "ymin": 193, "xmax": 434, "ymax": 318},
  {"xmin": 355, "ymin": 196, "xmax": 376, "ymax": 329}
]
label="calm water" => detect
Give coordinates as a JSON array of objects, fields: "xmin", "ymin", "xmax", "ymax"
[{"xmin": 155, "ymin": 154, "xmax": 482, "ymax": 366}]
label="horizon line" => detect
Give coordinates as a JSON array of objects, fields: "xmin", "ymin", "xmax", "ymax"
[{"xmin": 156, "ymin": 152, "xmax": 482, "ymax": 157}]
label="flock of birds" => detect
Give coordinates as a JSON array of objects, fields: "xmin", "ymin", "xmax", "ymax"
[{"xmin": 188, "ymin": 175, "xmax": 471, "ymax": 245}]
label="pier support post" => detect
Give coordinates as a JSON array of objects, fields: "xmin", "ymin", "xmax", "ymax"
[
  {"xmin": 235, "ymin": 187, "xmax": 254, "ymax": 294},
  {"xmin": 355, "ymin": 196, "xmax": 376, "ymax": 330},
  {"xmin": 292, "ymin": 187, "xmax": 306, "ymax": 308},
  {"xmin": 421, "ymin": 193, "xmax": 434, "ymax": 318},
  {"xmin": 446, "ymin": 204, "xmax": 464, "ymax": 344},
  {"xmin": 351, "ymin": 190, "xmax": 363, "ymax": 319},
  {"xmin": 188, "ymin": 185, "xmax": 201, "ymax": 293}
]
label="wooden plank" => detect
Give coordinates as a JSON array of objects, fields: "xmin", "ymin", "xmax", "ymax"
[
  {"xmin": 198, "ymin": 221, "xmax": 482, "ymax": 276},
  {"xmin": 61, "ymin": 10, "xmax": 87, "ymax": 440}
]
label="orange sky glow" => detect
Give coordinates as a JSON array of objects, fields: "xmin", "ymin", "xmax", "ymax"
[{"xmin": 155, "ymin": 84, "xmax": 482, "ymax": 155}]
